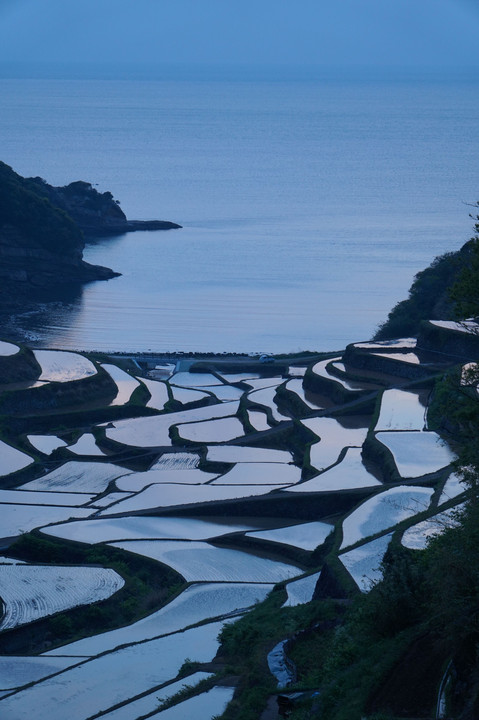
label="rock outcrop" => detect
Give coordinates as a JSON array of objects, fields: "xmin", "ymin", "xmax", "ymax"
[
  {"xmin": 0, "ymin": 162, "xmax": 116, "ymax": 292},
  {"xmin": 0, "ymin": 223, "xmax": 119, "ymax": 289},
  {"xmin": 0, "ymin": 162, "xmax": 180, "ymax": 299}
]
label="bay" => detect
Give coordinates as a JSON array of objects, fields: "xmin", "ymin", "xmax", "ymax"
[{"xmin": 1, "ymin": 75, "xmax": 478, "ymax": 352}]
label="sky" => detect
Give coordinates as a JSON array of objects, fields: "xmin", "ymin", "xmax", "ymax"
[{"xmin": 0, "ymin": 0, "xmax": 479, "ymax": 78}]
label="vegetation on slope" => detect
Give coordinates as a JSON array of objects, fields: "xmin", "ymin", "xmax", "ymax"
[
  {"xmin": 282, "ymin": 494, "xmax": 479, "ymax": 720},
  {"xmin": 217, "ymin": 588, "xmax": 338, "ymax": 720},
  {"xmin": 0, "ymin": 160, "xmax": 84, "ymax": 255},
  {"xmin": 287, "ymin": 211, "xmax": 479, "ymax": 718},
  {"xmin": 0, "ymin": 160, "xmax": 121, "ymax": 294},
  {"xmin": 375, "ymin": 201, "xmax": 479, "ymax": 339},
  {"xmin": 217, "ymin": 209, "xmax": 479, "ymax": 720},
  {"xmin": 374, "ymin": 245, "xmax": 466, "ymax": 339}
]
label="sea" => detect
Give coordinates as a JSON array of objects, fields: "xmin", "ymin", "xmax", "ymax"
[{"xmin": 1, "ymin": 68, "xmax": 479, "ymax": 354}]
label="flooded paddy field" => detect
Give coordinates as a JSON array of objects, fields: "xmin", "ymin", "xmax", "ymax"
[{"xmin": 0, "ymin": 336, "xmax": 466, "ymax": 718}]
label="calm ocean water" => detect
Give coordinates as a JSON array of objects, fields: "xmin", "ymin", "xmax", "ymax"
[{"xmin": 2, "ymin": 75, "xmax": 479, "ymax": 353}]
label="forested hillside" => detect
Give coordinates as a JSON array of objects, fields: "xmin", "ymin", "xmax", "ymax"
[{"xmin": 375, "ymin": 202, "xmax": 479, "ymax": 339}]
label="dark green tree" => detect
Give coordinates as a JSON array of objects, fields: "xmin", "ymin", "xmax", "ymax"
[{"xmin": 450, "ymin": 202, "xmax": 479, "ymax": 319}]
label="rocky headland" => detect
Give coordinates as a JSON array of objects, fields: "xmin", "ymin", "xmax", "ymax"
[
  {"xmin": 27, "ymin": 176, "xmax": 181, "ymax": 237},
  {"xmin": 0, "ymin": 161, "xmax": 180, "ymax": 306}
]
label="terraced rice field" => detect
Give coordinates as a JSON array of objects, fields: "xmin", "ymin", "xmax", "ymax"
[
  {"xmin": 33, "ymin": 350, "xmax": 97, "ymax": 382},
  {"xmin": 98, "ymin": 673, "xmax": 214, "ymax": 720},
  {"xmin": 0, "ymin": 565, "xmax": 124, "ymax": 629},
  {"xmin": 283, "ymin": 572, "xmax": 321, "ymax": 607},
  {"xmin": 150, "ymin": 686, "xmax": 235, "ymax": 719},
  {"xmin": 88, "ymin": 492, "xmax": 132, "ymax": 509},
  {"xmin": 170, "ymin": 372, "xmax": 224, "ymax": 387},
  {"xmin": 98, "ymin": 482, "xmax": 278, "ymax": 514},
  {"xmin": 331, "ymin": 361, "xmax": 380, "ymax": 390},
  {"xmin": 0, "ymin": 656, "xmax": 81, "ymax": 691},
  {"xmin": 0, "ymin": 332, "xmax": 470, "ymax": 719},
  {"xmin": 247, "ymin": 409, "xmax": 271, "ymax": 431},
  {"xmin": 311, "ymin": 357, "xmax": 368, "ymax": 391},
  {"xmin": 340, "ymin": 486, "xmax": 434, "ymax": 549},
  {"xmin": 218, "ymin": 372, "xmax": 260, "ymax": 383},
  {"xmin": 27, "ymin": 435, "xmax": 67, "ymax": 455},
  {"xmin": 247, "ymin": 385, "xmax": 288, "ymax": 422},
  {"xmin": 285, "ymin": 447, "xmax": 381, "ymax": 492},
  {"xmin": 302, "ymin": 417, "xmax": 368, "ymax": 472},
  {"xmin": 440, "ymin": 472, "xmax": 467, "ymax": 504},
  {"xmin": 109, "ymin": 540, "xmax": 302, "ymax": 582},
  {"xmin": 0, "ymin": 504, "xmax": 93, "ymax": 539},
  {"xmin": 141, "ymin": 377, "xmax": 169, "ymax": 410},
  {"xmin": 0, "ymin": 620, "xmax": 230, "ymax": 720},
  {"xmin": 375, "ymin": 431, "xmax": 455, "ymax": 477},
  {"xmin": 206, "ymin": 445, "xmax": 291, "ymax": 463},
  {"xmin": 339, "ymin": 533, "xmax": 393, "ymax": 591},
  {"xmin": 430, "ymin": 320, "xmax": 479, "ymax": 334},
  {"xmin": 375, "ymin": 389, "xmax": 427, "ymax": 431},
  {"xmin": 285, "ymin": 378, "xmax": 322, "ymax": 409},
  {"xmin": 176, "ymin": 417, "xmax": 245, "ymax": 443},
  {"xmin": 0, "ymin": 489, "xmax": 94, "ymax": 506},
  {"xmin": 373, "ymin": 351, "xmax": 421, "ymax": 364},
  {"xmin": 194, "ymin": 384, "xmax": 245, "ymax": 401},
  {"xmin": 43, "ymin": 516, "xmax": 263, "ymax": 544},
  {"xmin": 45, "ymin": 583, "xmax": 270, "ymax": 657},
  {"xmin": 0, "ymin": 440, "xmax": 34, "ymax": 476},
  {"xmin": 67, "ymin": 433, "xmax": 105, "ymax": 456},
  {"xmin": 353, "ymin": 338, "xmax": 417, "ymax": 349},
  {"xmin": 0, "ymin": 341, "xmax": 19, "ymax": 356},
  {"xmin": 246, "ymin": 521, "xmax": 333, "ymax": 550},
  {"xmin": 211, "ymin": 462, "xmax": 300, "ymax": 485},
  {"xmin": 115, "ymin": 466, "xmax": 218, "ymax": 491},
  {"xmin": 151, "ymin": 452, "xmax": 200, "ymax": 469},
  {"xmin": 401, "ymin": 505, "xmax": 463, "ymax": 550},
  {"xmin": 101, "ymin": 364, "xmax": 140, "ymax": 405},
  {"xmin": 105, "ymin": 401, "xmax": 240, "ymax": 447},
  {"xmin": 170, "ymin": 385, "xmax": 211, "ymax": 404},
  {"xmin": 19, "ymin": 461, "xmax": 131, "ymax": 493},
  {"xmin": 241, "ymin": 377, "xmax": 282, "ymax": 391}
]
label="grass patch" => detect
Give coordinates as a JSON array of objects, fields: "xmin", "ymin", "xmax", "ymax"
[
  {"xmin": 237, "ymin": 395, "xmax": 256, "ymax": 434},
  {"xmin": 217, "ymin": 591, "xmax": 338, "ymax": 720},
  {"xmin": 127, "ymin": 382, "xmax": 151, "ymax": 407}
]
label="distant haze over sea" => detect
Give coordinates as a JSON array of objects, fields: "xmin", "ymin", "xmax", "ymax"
[
  {"xmin": 2, "ymin": 61, "xmax": 479, "ymax": 82},
  {"xmin": 2, "ymin": 71, "xmax": 479, "ymax": 353}
]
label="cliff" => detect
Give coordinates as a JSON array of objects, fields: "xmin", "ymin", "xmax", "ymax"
[
  {"xmin": 0, "ymin": 162, "xmax": 180, "ymax": 298},
  {"xmin": 0, "ymin": 161, "xmax": 118, "ymax": 293}
]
